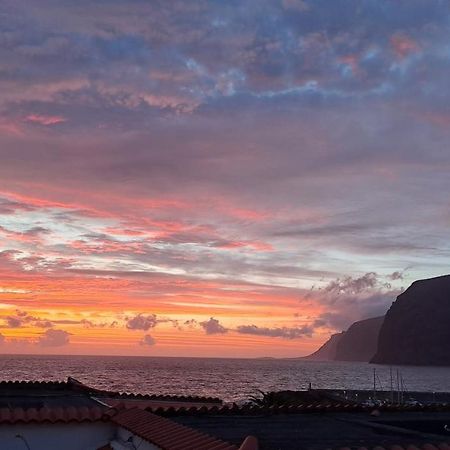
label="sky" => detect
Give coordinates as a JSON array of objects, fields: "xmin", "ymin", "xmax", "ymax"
[{"xmin": 0, "ymin": 0, "xmax": 449, "ymax": 357}]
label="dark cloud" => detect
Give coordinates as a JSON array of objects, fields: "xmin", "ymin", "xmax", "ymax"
[
  {"xmin": 4, "ymin": 311, "xmax": 53, "ymax": 329},
  {"xmin": 310, "ymin": 272, "xmax": 403, "ymax": 330},
  {"xmin": 199, "ymin": 317, "xmax": 228, "ymax": 335},
  {"xmin": 125, "ymin": 313, "xmax": 178, "ymax": 331},
  {"xmin": 236, "ymin": 324, "xmax": 314, "ymax": 339},
  {"xmin": 126, "ymin": 314, "xmax": 158, "ymax": 331},
  {"xmin": 140, "ymin": 334, "xmax": 156, "ymax": 346},
  {"xmin": 3, "ymin": 310, "xmax": 116, "ymax": 330},
  {"xmin": 37, "ymin": 329, "xmax": 70, "ymax": 347},
  {"xmin": 184, "ymin": 319, "xmax": 197, "ymax": 328},
  {"xmin": 5, "ymin": 317, "xmax": 22, "ymax": 328},
  {"xmin": 323, "ymin": 272, "xmax": 382, "ymax": 295},
  {"xmin": 388, "ymin": 271, "xmax": 405, "ymax": 281}
]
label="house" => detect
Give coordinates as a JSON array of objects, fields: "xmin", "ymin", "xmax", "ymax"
[
  {"xmin": 2, "ymin": 377, "xmax": 450, "ymax": 450},
  {"xmin": 0, "ymin": 378, "xmax": 256, "ymax": 450}
]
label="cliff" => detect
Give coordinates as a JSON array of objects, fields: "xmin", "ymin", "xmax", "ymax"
[
  {"xmin": 371, "ymin": 275, "xmax": 450, "ymax": 366},
  {"xmin": 304, "ymin": 316, "xmax": 383, "ymax": 362},
  {"xmin": 303, "ymin": 332, "xmax": 344, "ymax": 361},
  {"xmin": 334, "ymin": 316, "xmax": 384, "ymax": 361}
]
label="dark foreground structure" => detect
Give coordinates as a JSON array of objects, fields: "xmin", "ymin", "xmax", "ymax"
[
  {"xmin": 0, "ymin": 378, "xmax": 450, "ymax": 449},
  {"xmin": 174, "ymin": 408, "xmax": 450, "ymax": 450},
  {"xmin": 0, "ymin": 377, "xmax": 254, "ymax": 449}
]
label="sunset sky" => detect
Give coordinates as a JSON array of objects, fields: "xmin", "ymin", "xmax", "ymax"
[{"xmin": 0, "ymin": 0, "xmax": 449, "ymax": 357}]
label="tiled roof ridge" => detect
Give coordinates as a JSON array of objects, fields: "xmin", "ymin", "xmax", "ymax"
[
  {"xmin": 0, "ymin": 404, "xmax": 114, "ymax": 424},
  {"xmin": 0, "ymin": 380, "xmax": 68, "ymax": 386},
  {"xmin": 71, "ymin": 377, "xmax": 224, "ymax": 403},
  {"xmin": 112, "ymin": 407, "xmax": 239, "ymax": 450},
  {"xmin": 0, "ymin": 377, "xmax": 96, "ymax": 391},
  {"xmin": 0, "ymin": 378, "xmax": 223, "ymax": 403},
  {"xmin": 145, "ymin": 401, "xmax": 450, "ymax": 417},
  {"xmin": 99, "ymin": 390, "xmax": 223, "ymax": 403}
]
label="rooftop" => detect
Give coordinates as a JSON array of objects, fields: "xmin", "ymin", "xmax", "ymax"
[
  {"xmin": 1, "ymin": 377, "xmax": 450, "ymax": 450},
  {"xmin": 0, "ymin": 377, "xmax": 254, "ymax": 449},
  {"xmin": 112, "ymin": 407, "xmax": 241, "ymax": 450},
  {"xmin": 0, "ymin": 378, "xmax": 103, "ymax": 409},
  {"xmin": 173, "ymin": 410, "xmax": 450, "ymax": 450},
  {"xmin": 0, "ymin": 405, "xmax": 112, "ymax": 425}
]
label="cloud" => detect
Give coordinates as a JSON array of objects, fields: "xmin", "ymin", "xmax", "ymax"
[
  {"xmin": 388, "ymin": 271, "xmax": 405, "ymax": 281},
  {"xmin": 25, "ymin": 114, "xmax": 67, "ymax": 126},
  {"xmin": 3, "ymin": 310, "xmax": 53, "ymax": 329},
  {"xmin": 126, "ymin": 314, "xmax": 158, "ymax": 331},
  {"xmin": 37, "ymin": 329, "xmax": 70, "ymax": 347},
  {"xmin": 140, "ymin": 334, "xmax": 156, "ymax": 346},
  {"xmin": 125, "ymin": 313, "xmax": 179, "ymax": 330},
  {"xmin": 199, "ymin": 317, "xmax": 228, "ymax": 335},
  {"xmin": 281, "ymin": 0, "xmax": 309, "ymax": 12},
  {"xmin": 322, "ymin": 272, "xmax": 382, "ymax": 295},
  {"xmin": 236, "ymin": 324, "xmax": 314, "ymax": 339},
  {"xmin": 5, "ymin": 316, "xmax": 23, "ymax": 328},
  {"xmin": 390, "ymin": 33, "xmax": 420, "ymax": 60},
  {"xmin": 310, "ymin": 272, "xmax": 403, "ymax": 330},
  {"xmin": 2, "ymin": 310, "xmax": 94, "ymax": 330},
  {"xmin": 0, "ymin": 334, "xmax": 4, "ymax": 345},
  {"xmin": 184, "ymin": 319, "xmax": 197, "ymax": 328},
  {"xmin": 0, "ymin": 0, "xmax": 448, "ymax": 358}
]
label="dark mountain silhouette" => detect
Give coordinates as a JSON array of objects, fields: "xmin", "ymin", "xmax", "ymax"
[
  {"xmin": 334, "ymin": 316, "xmax": 384, "ymax": 361},
  {"xmin": 304, "ymin": 316, "xmax": 383, "ymax": 362},
  {"xmin": 371, "ymin": 275, "xmax": 450, "ymax": 366},
  {"xmin": 303, "ymin": 332, "xmax": 344, "ymax": 361}
]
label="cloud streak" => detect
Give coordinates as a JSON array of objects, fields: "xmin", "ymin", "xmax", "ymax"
[{"xmin": 236, "ymin": 324, "xmax": 314, "ymax": 339}]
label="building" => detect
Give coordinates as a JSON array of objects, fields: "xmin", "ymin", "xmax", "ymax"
[
  {"xmin": 1, "ymin": 377, "xmax": 450, "ymax": 450},
  {"xmin": 0, "ymin": 377, "xmax": 256, "ymax": 450}
]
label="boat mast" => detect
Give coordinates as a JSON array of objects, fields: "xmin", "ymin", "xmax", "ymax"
[
  {"xmin": 390, "ymin": 366, "xmax": 394, "ymax": 404},
  {"xmin": 373, "ymin": 368, "xmax": 377, "ymax": 401}
]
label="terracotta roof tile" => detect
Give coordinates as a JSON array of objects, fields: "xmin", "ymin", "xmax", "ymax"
[
  {"xmin": 238, "ymin": 436, "xmax": 258, "ymax": 450},
  {"xmin": 0, "ymin": 406, "xmax": 112, "ymax": 424},
  {"xmin": 0, "ymin": 378, "xmax": 223, "ymax": 406},
  {"xmin": 142, "ymin": 401, "xmax": 450, "ymax": 417},
  {"xmin": 112, "ymin": 407, "xmax": 238, "ymax": 450}
]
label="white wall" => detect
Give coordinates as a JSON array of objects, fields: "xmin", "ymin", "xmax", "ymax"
[{"xmin": 0, "ymin": 422, "xmax": 115, "ymax": 450}]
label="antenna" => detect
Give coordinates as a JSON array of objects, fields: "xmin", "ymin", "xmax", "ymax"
[
  {"xmin": 15, "ymin": 434, "xmax": 31, "ymax": 450},
  {"xmin": 390, "ymin": 366, "xmax": 394, "ymax": 404}
]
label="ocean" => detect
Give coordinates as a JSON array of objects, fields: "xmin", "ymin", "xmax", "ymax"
[{"xmin": 0, "ymin": 355, "xmax": 449, "ymax": 402}]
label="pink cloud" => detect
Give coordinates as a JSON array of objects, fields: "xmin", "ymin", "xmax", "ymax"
[
  {"xmin": 0, "ymin": 119, "xmax": 24, "ymax": 136},
  {"xmin": 216, "ymin": 240, "xmax": 273, "ymax": 252},
  {"xmin": 25, "ymin": 114, "xmax": 67, "ymax": 126},
  {"xmin": 390, "ymin": 33, "xmax": 420, "ymax": 59},
  {"xmin": 68, "ymin": 239, "xmax": 146, "ymax": 255}
]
